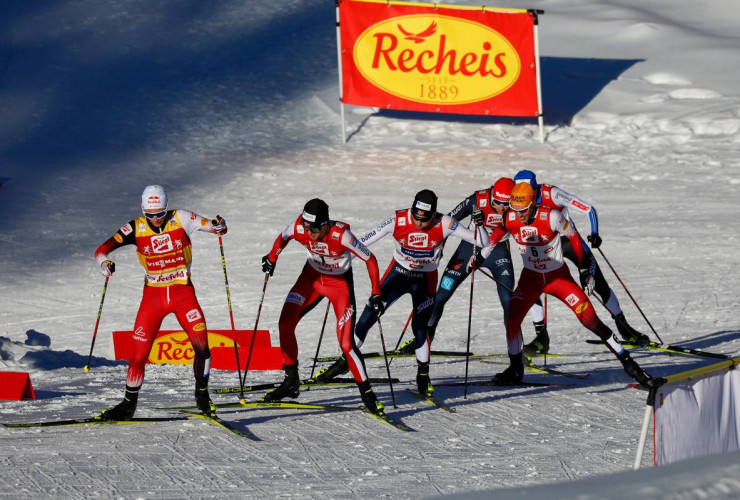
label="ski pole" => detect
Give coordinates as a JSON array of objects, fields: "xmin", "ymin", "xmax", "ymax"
[
  {"xmin": 543, "ymin": 294, "xmax": 548, "ymax": 366},
  {"xmin": 215, "ymin": 231, "xmax": 246, "ymax": 403},
  {"xmin": 392, "ymin": 310, "xmax": 414, "ymax": 351},
  {"xmin": 376, "ymin": 317, "xmax": 397, "ymax": 408},
  {"xmin": 463, "ymin": 224, "xmax": 479, "ymax": 398},
  {"xmin": 241, "ymin": 273, "xmax": 270, "ymax": 400},
  {"xmin": 309, "ymin": 301, "xmax": 331, "ymax": 381},
  {"xmin": 477, "ymin": 268, "xmax": 515, "ymax": 293},
  {"xmin": 84, "ymin": 275, "xmax": 110, "ymax": 372},
  {"xmin": 596, "ymin": 247, "xmax": 663, "ymax": 344},
  {"xmin": 388, "ymin": 309, "xmax": 413, "ymax": 367}
]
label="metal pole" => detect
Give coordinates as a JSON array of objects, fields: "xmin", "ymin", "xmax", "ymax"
[
  {"xmin": 216, "ymin": 233, "xmax": 246, "ymax": 402},
  {"xmin": 83, "ymin": 276, "xmax": 110, "ymax": 372}
]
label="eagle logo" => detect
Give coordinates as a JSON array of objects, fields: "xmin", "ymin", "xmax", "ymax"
[{"xmin": 397, "ymin": 21, "xmax": 437, "ymax": 43}]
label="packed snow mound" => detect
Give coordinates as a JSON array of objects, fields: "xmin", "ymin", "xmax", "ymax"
[{"xmin": 0, "ymin": 332, "xmax": 123, "ymax": 370}]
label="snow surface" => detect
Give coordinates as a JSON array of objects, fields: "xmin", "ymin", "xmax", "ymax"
[{"xmin": 1, "ymin": 0, "xmax": 740, "ymax": 498}]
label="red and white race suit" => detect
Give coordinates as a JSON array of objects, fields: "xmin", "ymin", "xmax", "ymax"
[
  {"xmin": 355, "ymin": 209, "xmax": 488, "ymax": 362},
  {"xmin": 482, "ymin": 207, "xmax": 620, "ymax": 355},
  {"xmin": 361, "ymin": 209, "xmax": 489, "ymax": 272},
  {"xmin": 266, "ymin": 217, "xmax": 380, "ymax": 382},
  {"xmin": 94, "ymin": 209, "xmax": 222, "ymax": 387},
  {"xmin": 538, "ymin": 183, "xmax": 599, "ymax": 237}
]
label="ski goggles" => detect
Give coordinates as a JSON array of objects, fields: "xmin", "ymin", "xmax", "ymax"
[
  {"xmin": 144, "ymin": 210, "xmax": 168, "ymax": 220},
  {"xmin": 302, "ymin": 220, "xmax": 325, "ymax": 234},
  {"xmin": 509, "ymin": 203, "xmax": 532, "ymax": 213},
  {"xmin": 493, "ymin": 199, "xmax": 510, "ymax": 207}
]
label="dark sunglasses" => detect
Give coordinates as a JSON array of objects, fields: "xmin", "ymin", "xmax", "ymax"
[
  {"xmin": 145, "ymin": 210, "xmax": 167, "ymax": 220},
  {"xmin": 493, "ymin": 199, "xmax": 510, "ymax": 207},
  {"xmin": 302, "ymin": 221, "xmax": 323, "ymax": 234}
]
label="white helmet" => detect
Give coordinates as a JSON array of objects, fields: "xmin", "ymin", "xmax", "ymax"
[{"xmin": 141, "ymin": 185, "xmax": 168, "ymax": 212}]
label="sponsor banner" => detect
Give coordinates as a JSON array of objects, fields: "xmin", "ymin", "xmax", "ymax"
[
  {"xmin": 654, "ymin": 361, "xmax": 740, "ymax": 465},
  {"xmin": 339, "ymin": 0, "xmax": 539, "ymax": 116},
  {"xmin": 112, "ymin": 329, "xmax": 282, "ymax": 371}
]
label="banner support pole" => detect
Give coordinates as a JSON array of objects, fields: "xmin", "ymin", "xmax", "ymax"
[
  {"xmin": 336, "ymin": 1, "xmax": 347, "ymax": 143},
  {"xmin": 530, "ymin": 10, "xmax": 545, "ymax": 143},
  {"xmin": 634, "ymin": 382, "xmax": 661, "ymax": 469}
]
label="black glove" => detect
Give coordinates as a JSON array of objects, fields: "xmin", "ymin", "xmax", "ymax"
[
  {"xmin": 212, "ymin": 215, "xmax": 228, "ymax": 235},
  {"xmin": 369, "ymin": 294, "xmax": 385, "ymax": 317},
  {"xmin": 471, "ymin": 206, "xmax": 484, "ymax": 226},
  {"xmin": 579, "ymin": 269, "xmax": 595, "ymax": 296},
  {"xmin": 261, "ymin": 255, "xmax": 276, "ymax": 276},
  {"xmin": 587, "ymin": 234, "xmax": 602, "ymax": 249},
  {"xmin": 467, "ymin": 252, "xmax": 485, "ymax": 272}
]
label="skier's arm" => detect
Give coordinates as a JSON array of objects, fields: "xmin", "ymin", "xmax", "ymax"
[
  {"xmin": 447, "ymin": 194, "xmax": 476, "ymax": 222},
  {"xmin": 556, "ymin": 212, "xmax": 596, "ymax": 292},
  {"xmin": 94, "ymin": 221, "xmax": 136, "ymax": 275},
  {"xmin": 551, "ymin": 186, "xmax": 600, "ymax": 241},
  {"xmin": 359, "ymin": 214, "xmax": 395, "ymax": 247},
  {"xmin": 443, "ymin": 215, "xmax": 490, "ymax": 249},
  {"xmin": 177, "ymin": 209, "xmax": 227, "ymax": 235},
  {"xmin": 341, "ymin": 230, "xmax": 381, "ymax": 295},
  {"xmin": 479, "ymin": 224, "xmax": 508, "ymax": 260},
  {"xmin": 266, "ymin": 224, "xmax": 295, "ymax": 263}
]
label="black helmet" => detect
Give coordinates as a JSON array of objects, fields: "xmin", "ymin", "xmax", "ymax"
[
  {"xmin": 411, "ymin": 189, "xmax": 437, "ymax": 222},
  {"xmin": 302, "ymin": 198, "xmax": 329, "ymax": 231}
]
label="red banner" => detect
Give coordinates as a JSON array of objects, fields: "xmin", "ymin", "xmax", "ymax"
[
  {"xmin": 112, "ymin": 329, "xmax": 283, "ymax": 371},
  {"xmin": 339, "ymin": 0, "xmax": 539, "ymax": 116}
]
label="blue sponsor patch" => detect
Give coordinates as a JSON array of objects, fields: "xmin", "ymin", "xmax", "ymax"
[{"xmin": 441, "ymin": 277, "xmax": 454, "ymax": 291}]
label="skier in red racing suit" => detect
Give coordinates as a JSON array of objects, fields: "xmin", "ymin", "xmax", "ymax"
[
  {"xmin": 93, "ymin": 185, "xmax": 227, "ymax": 420},
  {"xmin": 475, "ymin": 183, "xmax": 655, "ymax": 388},
  {"xmin": 259, "ymin": 198, "xmax": 386, "ymax": 416}
]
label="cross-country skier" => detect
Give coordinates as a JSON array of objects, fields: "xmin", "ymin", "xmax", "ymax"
[
  {"xmin": 315, "ymin": 189, "xmax": 489, "ymax": 398},
  {"xmin": 512, "ymin": 170, "xmax": 650, "ymax": 354},
  {"xmin": 94, "ymin": 185, "xmax": 228, "ymax": 420},
  {"xmin": 473, "ymin": 183, "xmax": 654, "ymax": 387},
  {"xmin": 423, "ymin": 177, "xmax": 547, "ymax": 352},
  {"xmin": 259, "ymin": 198, "xmax": 385, "ymax": 416}
]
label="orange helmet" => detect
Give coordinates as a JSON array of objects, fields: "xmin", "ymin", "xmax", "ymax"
[{"xmin": 510, "ymin": 183, "xmax": 535, "ymax": 211}]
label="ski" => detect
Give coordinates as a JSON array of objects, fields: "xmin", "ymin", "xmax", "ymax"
[
  {"xmin": 440, "ymin": 379, "xmax": 574, "ymax": 388},
  {"xmin": 586, "ymin": 339, "xmax": 729, "ymax": 359},
  {"xmin": 360, "ymin": 408, "xmax": 413, "ymax": 431},
  {"xmin": 223, "ymin": 401, "xmax": 360, "ymax": 411},
  {"xmin": 316, "ymin": 350, "xmax": 473, "ymax": 363},
  {"xmin": 2, "ymin": 416, "xmax": 188, "ymax": 429},
  {"xmin": 405, "ymin": 389, "xmax": 456, "ymax": 413},
  {"xmin": 215, "ymin": 377, "xmax": 400, "ymax": 395},
  {"xmin": 180, "ymin": 411, "xmax": 259, "ymax": 440},
  {"xmin": 480, "ymin": 359, "xmax": 589, "ymax": 379},
  {"xmin": 525, "ymin": 361, "xmax": 590, "ymax": 380},
  {"xmin": 472, "ymin": 352, "xmax": 569, "ymax": 359},
  {"xmin": 159, "ymin": 401, "xmax": 359, "ymax": 412}
]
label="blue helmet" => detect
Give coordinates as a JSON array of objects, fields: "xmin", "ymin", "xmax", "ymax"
[{"xmin": 513, "ymin": 170, "xmax": 537, "ymax": 188}]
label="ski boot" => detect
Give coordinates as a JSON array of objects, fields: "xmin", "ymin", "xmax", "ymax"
[
  {"xmin": 614, "ymin": 313, "xmax": 650, "ymax": 346},
  {"xmin": 195, "ymin": 378, "xmax": 216, "ymax": 418},
  {"xmin": 313, "ymin": 356, "xmax": 349, "ymax": 383},
  {"xmin": 397, "ymin": 338, "xmax": 416, "ymax": 355},
  {"xmin": 100, "ymin": 385, "xmax": 139, "ymax": 421},
  {"xmin": 494, "ymin": 353, "xmax": 525, "ymax": 385},
  {"xmin": 358, "ymin": 380, "xmax": 385, "ymax": 416},
  {"xmin": 618, "ymin": 351, "xmax": 654, "ymax": 388},
  {"xmin": 261, "ymin": 364, "xmax": 300, "ymax": 402},
  {"xmin": 416, "ymin": 361, "xmax": 434, "ymax": 397},
  {"xmin": 523, "ymin": 321, "xmax": 550, "ymax": 356}
]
